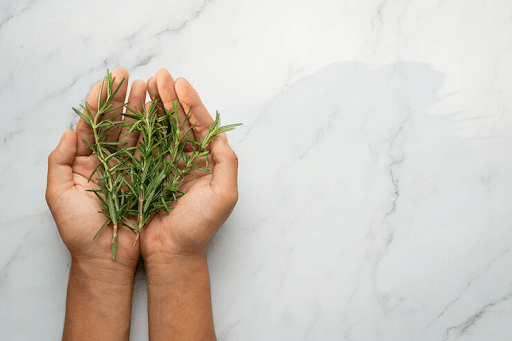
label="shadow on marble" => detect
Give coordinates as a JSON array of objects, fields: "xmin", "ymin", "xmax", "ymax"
[{"xmin": 5, "ymin": 62, "xmax": 511, "ymax": 341}]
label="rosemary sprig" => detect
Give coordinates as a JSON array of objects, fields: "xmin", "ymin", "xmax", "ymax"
[
  {"xmin": 73, "ymin": 70, "xmax": 241, "ymax": 260},
  {"xmin": 73, "ymin": 70, "xmax": 133, "ymax": 260}
]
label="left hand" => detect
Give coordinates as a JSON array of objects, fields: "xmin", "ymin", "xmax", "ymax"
[{"xmin": 141, "ymin": 69, "xmax": 239, "ymax": 264}]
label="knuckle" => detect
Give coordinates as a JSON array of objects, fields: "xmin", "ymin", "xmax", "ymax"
[
  {"xmin": 227, "ymin": 149, "xmax": 239, "ymax": 166},
  {"xmin": 48, "ymin": 150, "xmax": 56, "ymax": 164},
  {"xmin": 231, "ymin": 151, "xmax": 239, "ymax": 164},
  {"xmin": 232, "ymin": 189, "xmax": 239, "ymax": 206},
  {"xmin": 215, "ymin": 187, "xmax": 238, "ymax": 209},
  {"xmin": 226, "ymin": 189, "xmax": 239, "ymax": 208},
  {"xmin": 45, "ymin": 187, "xmax": 53, "ymax": 204}
]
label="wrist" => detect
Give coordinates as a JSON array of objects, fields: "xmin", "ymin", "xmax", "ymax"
[
  {"xmin": 144, "ymin": 250, "xmax": 215, "ymax": 340},
  {"xmin": 145, "ymin": 252, "xmax": 208, "ymax": 287},
  {"xmin": 71, "ymin": 256, "xmax": 137, "ymax": 287},
  {"xmin": 143, "ymin": 243, "xmax": 207, "ymax": 266},
  {"xmin": 64, "ymin": 258, "xmax": 135, "ymax": 341}
]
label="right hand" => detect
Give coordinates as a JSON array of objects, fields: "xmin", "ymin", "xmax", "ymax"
[{"xmin": 46, "ymin": 67, "xmax": 146, "ymax": 273}]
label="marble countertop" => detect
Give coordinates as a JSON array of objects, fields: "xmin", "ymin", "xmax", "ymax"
[{"xmin": 2, "ymin": 0, "xmax": 512, "ymax": 340}]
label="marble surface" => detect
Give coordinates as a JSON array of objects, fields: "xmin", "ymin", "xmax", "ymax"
[{"xmin": 2, "ymin": 0, "xmax": 512, "ymax": 340}]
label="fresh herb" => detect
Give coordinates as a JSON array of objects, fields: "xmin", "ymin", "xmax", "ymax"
[{"xmin": 74, "ymin": 70, "xmax": 240, "ymax": 260}]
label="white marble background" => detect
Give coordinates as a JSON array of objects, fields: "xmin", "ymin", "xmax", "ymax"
[{"xmin": 1, "ymin": 0, "xmax": 512, "ymax": 340}]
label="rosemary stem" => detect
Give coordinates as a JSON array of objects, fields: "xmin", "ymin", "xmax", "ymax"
[
  {"xmin": 92, "ymin": 111, "xmax": 114, "ymax": 191},
  {"xmin": 133, "ymin": 188, "xmax": 143, "ymax": 249},
  {"xmin": 112, "ymin": 224, "xmax": 118, "ymax": 244},
  {"xmin": 132, "ymin": 233, "xmax": 140, "ymax": 249}
]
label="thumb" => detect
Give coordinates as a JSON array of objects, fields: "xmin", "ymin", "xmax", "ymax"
[
  {"xmin": 46, "ymin": 130, "xmax": 77, "ymax": 202},
  {"xmin": 211, "ymin": 135, "xmax": 239, "ymax": 197}
]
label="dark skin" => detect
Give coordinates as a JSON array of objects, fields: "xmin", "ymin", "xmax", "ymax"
[{"xmin": 46, "ymin": 68, "xmax": 239, "ymax": 340}]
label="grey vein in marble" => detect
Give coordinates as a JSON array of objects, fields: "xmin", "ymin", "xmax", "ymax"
[{"xmin": 2, "ymin": 0, "xmax": 512, "ymax": 340}]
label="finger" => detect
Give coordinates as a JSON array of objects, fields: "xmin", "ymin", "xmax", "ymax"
[
  {"xmin": 147, "ymin": 77, "xmax": 158, "ymax": 101},
  {"xmin": 147, "ymin": 76, "xmax": 166, "ymax": 118},
  {"xmin": 174, "ymin": 77, "xmax": 214, "ymax": 142},
  {"xmin": 75, "ymin": 81, "xmax": 105, "ymax": 156},
  {"xmin": 47, "ymin": 130, "xmax": 77, "ymax": 201},
  {"xmin": 155, "ymin": 69, "xmax": 194, "ymax": 142},
  {"xmin": 119, "ymin": 79, "xmax": 146, "ymax": 149},
  {"xmin": 102, "ymin": 67, "xmax": 129, "ymax": 143},
  {"xmin": 211, "ymin": 135, "xmax": 238, "ymax": 197}
]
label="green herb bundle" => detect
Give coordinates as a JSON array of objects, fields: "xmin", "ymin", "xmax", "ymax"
[{"xmin": 74, "ymin": 71, "xmax": 240, "ymax": 259}]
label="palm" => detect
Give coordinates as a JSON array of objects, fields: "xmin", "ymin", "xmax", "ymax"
[
  {"xmin": 53, "ymin": 154, "xmax": 140, "ymax": 267},
  {"xmin": 77, "ymin": 156, "xmax": 140, "ymax": 263},
  {"xmin": 141, "ymin": 173, "xmax": 218, "ymax": 256}
]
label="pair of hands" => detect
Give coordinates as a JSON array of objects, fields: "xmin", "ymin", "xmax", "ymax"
[{"xmin": 46, "ymin": 67, "xmax": 239, "ymax": 277}]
